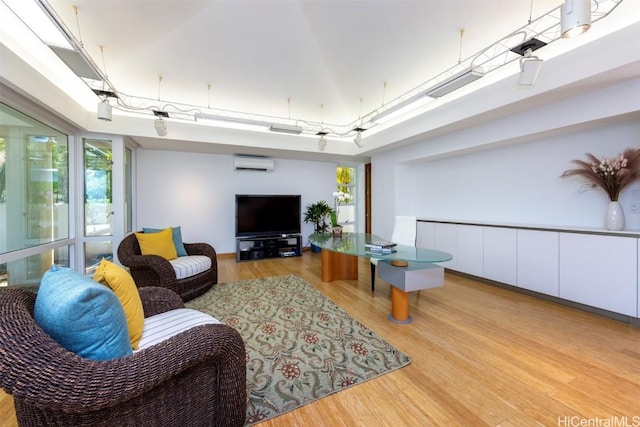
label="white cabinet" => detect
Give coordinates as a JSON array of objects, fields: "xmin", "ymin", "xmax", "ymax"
[
  {"xmin": 483, "ymin": 227, "xmax": 517, "ymax": 285},
  {"xmin": 418, "ymin": 220, "xmax": 639, "ymax": 319},
  {"xmin": 433, "ymin": 223, "xmax": 457, "ymax": 269},
  {"xmin": 456, "ymin": 224, "xmax": 484, "ymax": 276},
  {"xmin": 517, "ymin": 230, "xmax": 559, "ymax": 296},
  {"xmin": 416, "ymin": 221, "xmax": 435, "ymax": 249},
  {"xmin": 559, "ymin": 233, "xmax": 637, "ymax": 316}
]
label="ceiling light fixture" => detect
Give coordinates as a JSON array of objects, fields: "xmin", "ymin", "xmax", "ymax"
[
  {"xmin": 97, "ymin": 100, "xmax": 112, "ymax": 121},
  {"xmin": 92, "ymin": 89, "xmax": 117, "ymax": 121},
  {"xmin": 370, "ymin": 30, "xmax": 476, "ymax": 122},
  {"xmin": 317, "ymin": 104, "xmax": 328, "ymax": 151},
  {"xmin": 153, "ymin": 110, "xmax": 168, "ymax": 137},
  {"xmin": 424, "ymin": 29, "xmax": 483, "ymax": 98},
  {"xmin": 154, "ymin": 118, "xmax": 167, "ymax": 136},
  {"xmin": 510, "ymin": 38, "xmax": 547, "ymax": 86},
  {"xmin": 370, "ymin": 90, "xmax": 433, "ymax": 123},
  {"xmin": 353, "ymin": 100, "xmax": 366, "ymax": 147},
  {"xmin": 518, "ymin": 54, "xmax": 544, "ymax": 86},
  {"xmin": 194, "ymin": 113, "xmax": 270, "ymax": 131},
  {"xmin": 269, "ymin": 124, "xmax": 304, "ymax": 134},
  {"xmin": 561, "ymin": 0, "xmax": 591, "ymax": 38},
  {"xmin": 268, "ymin": 98, "xmax": 304, "ymax": 134},
  {"xmin": 425, "ymin": 67, "xmax": 485, "ymax": 98},
  {"xmin": 353, "ymin": 132, "xmax": 363, "ymax": 147},
  {"xmin": 353, "ymin": 127, "xmax": 365, "ymax": 148},
  {"xmin": 317, "ymin": 132, "xmax": 328, "ymax": 151}
]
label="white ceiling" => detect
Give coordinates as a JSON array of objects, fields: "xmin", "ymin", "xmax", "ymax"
[
  {"xmin": 2, "ymin": 0, "xmax": 639, "ymax": 161},
  {"xmin": 46, "ymin": 0, "xmax": 563, "ymax": 123}
]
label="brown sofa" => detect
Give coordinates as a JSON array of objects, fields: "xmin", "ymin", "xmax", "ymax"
[
  {"xmin": 117, "ymin": 232, "xmax": 217, "ymax": 302},
  {"xmin": 0, "ymin": 286, "xmax": 246, "ymax": 427}
]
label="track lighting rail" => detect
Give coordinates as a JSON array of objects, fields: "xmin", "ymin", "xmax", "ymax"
[{"xmin": 13, "ymin": 0, "xmax": 625, "ymax": 141}]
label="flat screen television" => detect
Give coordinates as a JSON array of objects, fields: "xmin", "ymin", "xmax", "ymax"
[{"xmin": 235, "ymin": 194, "xmax": 301, "ymax": 237}]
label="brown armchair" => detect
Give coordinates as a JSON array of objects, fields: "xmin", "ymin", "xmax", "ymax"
[
  {"xmin": 0, "ymin": 287, "xmax": 247, "ymax": 427},
  {"xmin": 117, "ymin": 233, "xmax": 218, "ymax": 302}
]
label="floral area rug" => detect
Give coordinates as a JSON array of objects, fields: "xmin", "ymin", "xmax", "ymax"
[{"xmin": 185, "ymin": 274, "xmax": 412, "ymax": 425}]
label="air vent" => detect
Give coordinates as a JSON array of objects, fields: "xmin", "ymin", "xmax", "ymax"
[{"xmin": 233, "ymin": 156, "xmax": 274, "ymax": 172}]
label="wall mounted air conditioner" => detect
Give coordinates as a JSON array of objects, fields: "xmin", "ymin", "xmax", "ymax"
[{"xmin": 233, "ymin": 156, "xmax": 274, "ymax": 172}]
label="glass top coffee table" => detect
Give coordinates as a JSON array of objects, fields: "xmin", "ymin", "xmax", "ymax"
[
  {"xmin": 309, "ymin": 232, "xmax": 452, "ymax": 266},
  {"xmin": 309, "ymin": 233, "xmax": 453, "ymax": 323}
]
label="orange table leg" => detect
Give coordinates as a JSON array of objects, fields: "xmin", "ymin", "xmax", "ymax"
[
  {"xmin": 388, "ymin": 286, "xmax": 412, "ymax": 324},
  {"xmin": 320, "ymin": 249, "xmax": 358, "ymax": 282}
]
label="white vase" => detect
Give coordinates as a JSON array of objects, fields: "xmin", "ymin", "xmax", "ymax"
[{"xmin": 605, "ymin": 201, "xmax": 625, "ymax": 231}]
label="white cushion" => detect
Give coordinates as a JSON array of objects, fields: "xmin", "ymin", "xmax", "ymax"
[
  {"xmin": 169, "ymin": 255, "xmax": 211, "ymax": 280},
  {"xmin": 136, "ymin": 308, "xmax": 220, "ymax": 350}
]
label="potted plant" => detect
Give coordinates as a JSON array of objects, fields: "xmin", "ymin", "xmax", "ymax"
[
  {"xmin": 330, "ymin": 210, "xmax": 342, "ymax": 237},
  {"xmin": 303, "ymin": 201, "xmax": 334, "ymax": 252},
  {"xmin": 330, "ymin": 190, "xmax": 351, "ymax": 237}
]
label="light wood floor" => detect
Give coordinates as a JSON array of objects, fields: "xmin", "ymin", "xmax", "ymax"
[{"xmin": 2, "ymin": 252, "xmax": 639, "ymax": 426}]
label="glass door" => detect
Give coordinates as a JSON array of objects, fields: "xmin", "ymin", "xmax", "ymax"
[
  {"xmin": 124, "ymin": 146, "xmax": 133, "ymax": 234},
  {"xmin": 80, "ymin": 135, "xmax": 126, "ymax": 274}
]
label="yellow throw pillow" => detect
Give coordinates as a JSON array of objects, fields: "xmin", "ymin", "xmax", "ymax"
[
  {"xmin": 93, "ymin": 258, "xmax": 145, "ymax": 350},
  {"xmin": 135, "ymin": 227, "xmax": 177, "ymax": 260}
]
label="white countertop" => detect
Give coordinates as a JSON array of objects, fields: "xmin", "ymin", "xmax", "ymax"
[{"xmin": 418, "ymin": 218, "xmax": 640, "ymax": 238}]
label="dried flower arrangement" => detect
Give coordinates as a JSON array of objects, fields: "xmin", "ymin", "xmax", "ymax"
[{"xmin": 561, "ymin": 148, "xmax": 640, "ymax": 201}]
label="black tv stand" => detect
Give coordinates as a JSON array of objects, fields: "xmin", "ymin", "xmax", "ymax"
[{"xmin": 236, "ymin": 234, "xmax": 302, "ymax": 262}]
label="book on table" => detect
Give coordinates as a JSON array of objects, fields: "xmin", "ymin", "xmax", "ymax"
[
  {"xmin": 366, "ymin": 247, "xmax": 397, "ymax": 254},
  {"xmin": 364, "ymin": 240, "xmax": 397, "ymax": 250}
]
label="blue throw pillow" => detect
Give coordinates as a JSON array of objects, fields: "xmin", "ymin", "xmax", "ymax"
[
  {"xmin": 142, "ymin": 226, "xmax": 187, "ymax": 257},
  {"xmin": 34, "ymin": 265, "xmax": 133, "ymax": 361}
]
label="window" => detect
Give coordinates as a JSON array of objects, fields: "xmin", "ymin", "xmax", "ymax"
[
  {"xmin": 0, "ymin": 103, "xmax": 71, "ymax": 288},
  {"xmin": 0, "ymin": 98, "xmax": 134, "ymax": 285},
  {"xmin": 336, "ymin": 165, "xmax": 356, "ymax": 232}
]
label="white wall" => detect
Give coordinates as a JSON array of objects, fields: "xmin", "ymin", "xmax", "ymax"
[
  {"xmin": 372, "ymin": 80, "xmax": 640, "ymax": 238},
  {"xmin": 136, "ymin": 151, "xmax": 337, "ymax": 253},
  {"xmin": 400, "ymin": 120, "xmax": 640, "ymax": 227}
]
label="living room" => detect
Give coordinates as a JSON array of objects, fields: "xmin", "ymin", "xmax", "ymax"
[{"xmin": 1, "ymin": 0, "xmax": 639, "ymax": 426}]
